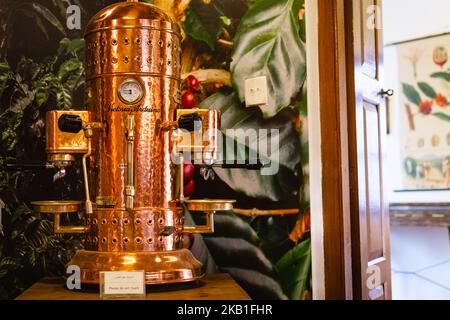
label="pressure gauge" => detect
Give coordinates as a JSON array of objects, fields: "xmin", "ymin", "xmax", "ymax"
[{"xmin": 118, "ymin": 79, "xmax": 143, "ymax": 104}]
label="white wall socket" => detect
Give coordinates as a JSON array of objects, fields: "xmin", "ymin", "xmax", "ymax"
[{"xmin": 244, "ymin": 76, "xmax": 269, "ymax": 107}]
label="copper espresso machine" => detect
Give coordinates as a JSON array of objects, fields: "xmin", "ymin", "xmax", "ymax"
[{"xmin": 31, "ymin": 0, "xmax": 239, "ymax": 285}]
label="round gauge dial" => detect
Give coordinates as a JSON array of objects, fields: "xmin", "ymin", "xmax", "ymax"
[{"xmin": 118, "ymin": 79, "xmax": 143, "ymax": 104}]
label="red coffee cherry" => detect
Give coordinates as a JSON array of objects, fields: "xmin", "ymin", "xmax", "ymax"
[
  {"xmin": 186, "ymin": 75, "xmax": 200, "ymax": 91},
  {"xmin": 183, "ymin": 163, "xmax": 194, "ymax": 182},
  {"xmin": 181, "ymin": 91, "xmax": 196, "ymax": 108},
  {"xmin": 184, "ymin": 179, "xmax": 195, "ymax": 197}
]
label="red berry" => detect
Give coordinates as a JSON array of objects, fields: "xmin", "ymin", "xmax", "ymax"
[
  {"xmin": 186, "ymin": 75, "xmax": 200, "ymax": 91},
  {"xmin": 184, "ymin": 179, "xmax": 195, "ymax": 197},
  {"xmin": 183, "ymin": 163, "xmax": 194, "ymax": 181},
  {"xmin": 419, "ymin": 100, "xmax": 433, "ymax": 115},
  {"xmin": 181, "ymin": 91, "xmax": 196, "ymax": 108},
  {"xmin": 435, "ymin": 93, "xmax": 448, "ymax": 107}
]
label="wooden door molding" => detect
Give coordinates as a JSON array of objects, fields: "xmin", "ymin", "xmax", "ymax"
[{"xmin": 307, "ymin": 0, "xmax": 353, "ymax": 300}]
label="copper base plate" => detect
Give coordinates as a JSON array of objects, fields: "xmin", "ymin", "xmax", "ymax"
[{"xmin": 69, "ymin": 249, "xmax": 204, "ymax": 285}]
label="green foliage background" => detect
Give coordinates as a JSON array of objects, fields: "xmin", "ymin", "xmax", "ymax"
[{"xmin": 0, "ymin": 0, "xmax": 311, "ymax": 300}]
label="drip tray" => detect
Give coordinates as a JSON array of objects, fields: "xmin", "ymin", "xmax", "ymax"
[{"xmin": 184, "ymin": 199, "xmax": 235, "ymax": 211}]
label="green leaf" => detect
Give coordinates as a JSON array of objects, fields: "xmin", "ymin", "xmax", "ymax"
[
  {"xmin": 299, "ymin": 12, "xmax": 306, "ymax": 43},
  {"xmin": 204, "ymin": 237, "xmax": 274, "ymax": 275},
  {"xmin": 199, "ymin": 92, "xmax": 300, "ymax": 201},
  {"xmin": 66, "ymin": 39, "xmax": 85, "ymax": 55},
  {"xmin": 275, "ymin": 238, "xmax": 311, "ymax": 300},
  {"xmin": 417, "ymin": 82, "xmax": 436, "ymax": 99},
  {"xmin": 231, "ymin": 0, "xmax": 306, "ymax": 117},
  {"xmin": 0, "ymin": 63, "xmax": 10, "ymax": 72},
  {"xmin": 220, "ymin": 15, "xmax": 231, "ymax": 26},
  {"xmin": 433, "ymin": 112, "xmax": 450, "ymax": 122},
  {"xmin": 0, "ymin": 257, "xmax": 21, "ymax": 271},
  {"xmin": 35, "ymin": 90, "xmax": 49, "ymax": 107},
  {"xmin": 9, "ymin": 90, "xmax": 35, "ymax": 114},
  {"xmin": 212, "ymin": 212, "xmax": 260, "ymax": 244},
  {"xmin": 431, "ymin": 72, "xmax": 450, "ymax": 82},
  {"xmin": 30, "ymin": 3, "xmax": 66, "ymax": 36},
  {"xmin": 58, "ymin": 59, "xmax": 81, "ymax": 79},
  {"xmin": 188, "ymin": 205, "xmax": 287, "ymax": 299},
  {"xmin": 183, "ymin": 0, "xmax": 224, "ymax": 50},
  {"xmin": 222, "ymin": 267, "xmax": 288, "ymax": 300},
  {"xmin": 402, "ymin": 83, "xmax": 421, "ymax": 106}
]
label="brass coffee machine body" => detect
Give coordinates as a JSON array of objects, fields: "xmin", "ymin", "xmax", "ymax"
[{"xmin": 32, "ymin": 0, "xmax": 233, "ymax": 285}]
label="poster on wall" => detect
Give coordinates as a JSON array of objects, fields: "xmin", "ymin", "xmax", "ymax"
[{"xmin": 397, "ymin": 33, "xmax": 450, "ymax": 191}]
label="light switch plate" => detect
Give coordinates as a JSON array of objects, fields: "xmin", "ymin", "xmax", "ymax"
[{"xmin": 244, "ymin": 76, "xmax": 268, "ymax": 107}]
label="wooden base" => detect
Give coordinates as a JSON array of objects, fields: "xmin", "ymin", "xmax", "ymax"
[{"xmin": 16, "ymin": 273, "xmax": 251, "ymax": 300}]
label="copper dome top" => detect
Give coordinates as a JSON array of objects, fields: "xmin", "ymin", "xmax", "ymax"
[{"xmin": 85, "ymin": 1, "xmax": 179, "ymax": 35}]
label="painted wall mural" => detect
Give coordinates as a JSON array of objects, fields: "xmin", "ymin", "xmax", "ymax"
[
  {"xmin": 0, "ymin": 0, "xmax": 310, "ymax": 300},
  {"xmin": 397, "ymin": 34, "xmax": 450, "ymax": 191}
]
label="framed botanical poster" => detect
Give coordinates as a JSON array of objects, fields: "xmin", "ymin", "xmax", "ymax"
[{"xmin": 396, "ymin": 33, "xmax": 450, "ymax": 191}]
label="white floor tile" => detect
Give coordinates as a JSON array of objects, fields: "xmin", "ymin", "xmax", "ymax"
[
  {"xmin": 392, "ymin": 272, "xmax": 450, "ymax": 300},
  {"xmin": 390, "ymin": 226, "xmax": 450, "ymax": 272},
  {"xmin": 418, "ymin": 261, "xmax": 450, "ymax": 290}
]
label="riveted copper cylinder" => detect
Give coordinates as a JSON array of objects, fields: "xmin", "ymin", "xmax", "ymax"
[{"xmin": 84, "ymin": 2, "xmax": 183, "ymax": 253}]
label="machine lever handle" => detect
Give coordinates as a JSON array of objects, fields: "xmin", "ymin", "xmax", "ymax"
[
  {"xmin": 214, "ymin": 159, "xmax": 269, "ymax": 170},
  {"xmin": 3, "ymin": 160, "xmax": 54, "ymax": 171},
  {"xmin": 58, "ymin": 114, "xmax": 83, "ymax": 133},
  {"xmin": 177, "ymin": 113, "xmax": 202, "ymax": 132}
]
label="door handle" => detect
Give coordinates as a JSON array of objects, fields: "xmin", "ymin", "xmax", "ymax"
[{"xmin": 380, "ymin": 89, "xmax": 394, "ymax": 97}]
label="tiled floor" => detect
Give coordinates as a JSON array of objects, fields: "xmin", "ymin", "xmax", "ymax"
[{"xmin": 391, "ymin": 226, "xmax": 450, "ymax": 300}]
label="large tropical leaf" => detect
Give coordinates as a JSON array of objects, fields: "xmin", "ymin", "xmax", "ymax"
[
  {"xmin": 189, "ymin": 210, "xmax": 287, "ymax": 299},
  {"xmin": 199, "ymin": 91, "xmax": 300, "ymax": 201},
  {"xmin": 231, "ymin": 0, "xmax": 306, "ymax": 117},
  {"xmin": 212, "ymin": 211, "xmax": 259, "ymax": 244},
  {"xmin": 275, "ymin": 237, "xmax": 311, "ymax": 300},
  {"xmin": 28, "ymin": 3, "xmax": 67, "ymax": 36},
  {"xmin": 222, "ymin": 267, "xmax": 288, "ymax": 300},
  {"xmin": 183, "ymin": 0, "xmax": 225, "ymax": 50},
  {"xmin": 204, "ymin": 237, "xmax": 274, "ymax": 275}
]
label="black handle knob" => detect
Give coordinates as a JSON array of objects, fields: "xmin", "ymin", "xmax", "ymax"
[
  {"xmin": 380, "ymin": 89, "xmax": 394, "ymax": 97},
  {"xmin": 58, "ymin": 114, "xmax": 83, "ymax": 133},
  {"xmin": 178, "ymin": 113, "xmax": 202, "ymax": 132}
]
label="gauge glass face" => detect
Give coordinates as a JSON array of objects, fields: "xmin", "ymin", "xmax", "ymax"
[{"xmin": 118, "ymin": 79, "xmax": 143, "ymax": 104}]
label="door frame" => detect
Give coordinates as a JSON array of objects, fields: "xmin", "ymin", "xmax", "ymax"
[
  {"xmin": 307, "ymin": 0, "xmax": 392, "ymax": 300},
  {"xmin": 308, "ymin": 0, "xmax": 391, "ymax": 300},
  {"xmin": 306, "ymin": 0, "xmax": 353, "ymax": 300}
]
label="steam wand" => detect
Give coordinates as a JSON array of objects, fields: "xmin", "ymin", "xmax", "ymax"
[{"xmin": 198, "ymin": 159, "xmax": 270, "ymax": 181}]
